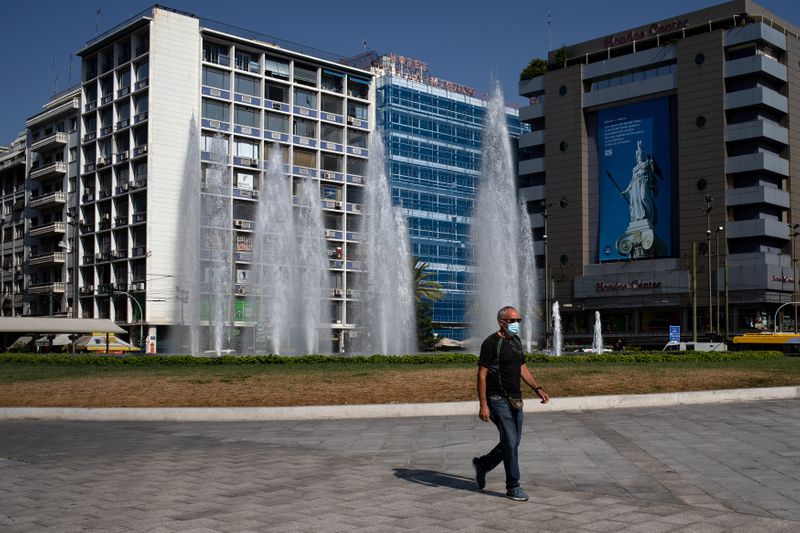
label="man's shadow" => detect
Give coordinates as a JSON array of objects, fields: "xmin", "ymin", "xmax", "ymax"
[{"xmin": 393, "ymin": 468, "xmax": 505, "ymax": 498}]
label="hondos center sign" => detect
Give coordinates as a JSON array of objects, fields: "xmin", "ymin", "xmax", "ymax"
[{"xmin": 602, "ymin": 18, "xmax": 690, "ymax": 48}]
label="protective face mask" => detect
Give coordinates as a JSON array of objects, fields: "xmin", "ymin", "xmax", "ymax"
[{"xmin": 507, "ymin": 322, "xmax": 520, "ymax": 335}]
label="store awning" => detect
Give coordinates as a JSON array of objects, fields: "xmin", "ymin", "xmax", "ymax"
[{"xmin": 0, "ymin": 318, "xmax": 125, "ymax": 334}]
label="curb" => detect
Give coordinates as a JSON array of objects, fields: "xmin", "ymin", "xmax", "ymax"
[{"xmin": 1, "ymin": 386, "xmax": 798, "ymax": 422}]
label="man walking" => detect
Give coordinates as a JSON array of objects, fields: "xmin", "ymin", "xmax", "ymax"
[{"xmin": 473, "ymin": 305, "xmax": 549, "ymax": 501}]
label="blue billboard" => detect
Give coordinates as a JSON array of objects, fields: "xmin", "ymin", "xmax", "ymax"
[{"xmin": 597, "ymin": 97, "xmax": 674, "ymax": 262}]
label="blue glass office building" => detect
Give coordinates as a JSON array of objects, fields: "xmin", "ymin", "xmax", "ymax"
[{"xmin": 376, "ymin": 57, "xmax": 525, "ymax": 339}]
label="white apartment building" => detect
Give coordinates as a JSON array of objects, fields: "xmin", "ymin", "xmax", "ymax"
[{"xmin": 75, "ymin": 6, "xmax": 373, "ymax": 351}]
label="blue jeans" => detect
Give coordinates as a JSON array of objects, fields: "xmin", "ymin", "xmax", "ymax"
[{"xmin": 477, "ymin": 395, "xmax": 523, "ymax": 490}]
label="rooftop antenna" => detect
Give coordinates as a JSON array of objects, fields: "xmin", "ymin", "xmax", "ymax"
[
  {"xmin": 548, "ymin": 11, "xmax": 552, "ymax": 52},
  {"xmin": 51, "ymin": 53, "xmax": 59, "ymax": 96},
  {"xmin": 363, "ymin": 39, "xmax": 368, "ymax": 50},
  {"xmin": 95, "ymin": 8, "xmax": 102, "ymax": 36},
  {"xmin": 67, "ymin": 53, "xmax": 72, "ymax": 87}
]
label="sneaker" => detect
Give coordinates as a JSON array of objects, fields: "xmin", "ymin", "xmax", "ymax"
[
  {"xmin": 471, "ymin": 457, "xmax": 486, "ymax": 490},
  {"xmin": 506, "ymin": 486, "xmax": 529, "ymax": 501}
]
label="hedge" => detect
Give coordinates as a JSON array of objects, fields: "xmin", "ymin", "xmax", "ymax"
[{"xmin": 0, "ymin": 350, "xmax": 784, "ymax": 366}]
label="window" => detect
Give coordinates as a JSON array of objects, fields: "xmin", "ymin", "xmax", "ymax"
[
  {"xmin": 321, "ymin": 71, "xmax": 343, "ymax": 93},
  {"xmin": 321, "ymin": 94, "xmax": 343, "ymax": 114},
  {"xmin": 202, "ymin": 66, "xmax": 229, "ymax": 90},
  {"xmin": 321, "ymin": 124, "xmax": 342, "ymax": 143},
  {"xmin": 202, "ymin": 99, "xmax": 229, "ymax": 122},
  {"xmin": 234, "ymin": 105, "xmax": 259, "ymax": 127},
  {"xmin": 265, "ymin": 82, "xmax": 288, "ymax": 103},
  {"xmin": 348, "ymin": 77, "xmax": 369, "ymax": 99},
  {"xmin": 294, "ymin": 88, "xmax": 317, "ymax": 109},
  {"xmin": 135, "ymin": 60, "xmax": 149, "ymax": 81},
  {"xmin": 235, "ymin": 74, "xmax": 259, "ymax": 96},
  {"xmin": 235, "ymin": 51, "xmax": 259, "ymax": 73},
  {"xmin": 347, "ymin": 102, "xmax": 368, "ymax": 120},
  {"xmin": 69, "ymin": 147, "xmax": 77, "ymax": 163},
  {"xmin": 117, "ymin": 101, "xmax": 130, "ymax": 120},
  {"xmin": 234, "ymin": 139, "xmax": 259, "ymax": 159},
  {"xmin": 264, "ymin": 112, "xmax": 289, "ymax": 133},
  {"xmin": 133, "ymin": 160, "xmax": 147, "ymax": 179},
  {"xmin": 135, "ymin": 94, "xmax": 148, "ymax": 115},
  {"xmin": 348, "ymin": 130, "xmax": 367, "ymax": 148},
  {"xmin": 203, "ymin": 42, "xmax": 229, "ymax": 65},
  {"xmin": 321, "ymin": 153, "xmax": 342, "ymax": 172},
  {"xmin": 293, "ymin": 118, "xmax": 316, "ymax": 138},
  {"xmin": 202, "ymin": 133, "xmax": 228, "ymax": 153},
  {"xmin": 70, "ymin": 117, "xmax": 77, "ymax": 131},
  {"xmin": 264, "ymin": 55, "xmax": 290, "ymax": 79},
  {"xmin": 118, "ymin": 70, "xmax": 131, "ymax": 90},
  {"xmin": 293, "ymin": 148, "xmax": 316, "ymax": 168},
  {"xmin": 294, "ymin": 64, "xmax": 317, "ymax": 86},
  {"xmin": 348, "ymin": 158, "xmax": 366, "ymax": 176}
]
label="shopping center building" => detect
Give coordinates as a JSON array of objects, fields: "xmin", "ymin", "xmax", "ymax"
[{"xmin": 518, "ymin": 0, "xmax": 800, "ymax": 345}]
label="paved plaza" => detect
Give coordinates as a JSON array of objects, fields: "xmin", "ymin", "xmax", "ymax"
[{"xmin": 1, "ymin": 399, "xmax": 800, "ymax": 532}]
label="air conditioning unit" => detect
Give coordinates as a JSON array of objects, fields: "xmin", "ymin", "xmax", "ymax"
[
  {"xmin": 233, "ymin": 219, "xmax": 244, "ymax": 228},
  {"xmin": 324, "ymin": 229, "xmax": 336, "ymax": 238},
  {"xmin": 252, "ymin": 190, "xmax": 260, "ymax": 199},
  {"xmin": 129, "ymin": 180, "xmax": 137, "ymax": 189},
  {"xmin": 102, "ymin": 213, "xmax": 110, "ymax": 221},
  {"xmin": 272, "ymin": 102, "xmax": 281, "ymax": 110},
  {"xmin": 95, "ymin": 253, "xmax": 102, "ymax": 260},
  {"xmin": 140, "ymin": 144, "xmax": 148, "ymax": 154},
  {"xmin": 111, "ymin": 250, "xmax": 119, "ymax": 258},
  {"xmin": 333, "ymin": 288, "xmax": 343, "ymax": 296},
  {"xmin": 120, "ymin": 151, "xmax": 129, "ymax": 159},
  {"xmin": 209, "ymin": 120, "xmax": 221, "ymax": 128},
  {"xmin": 121, "ymin": 182, "xmax": 129, "ymax": 191},
  {"xmin": 322, "ymin": 172, "xmax": 331, "ymax": 179},
  {"xmin": 335, "ymin": 201, "xmax": 343, "ymax": 209},
  {"xmin": 347, "ymin": 116, "xmax": 356, "ymax": 124}
]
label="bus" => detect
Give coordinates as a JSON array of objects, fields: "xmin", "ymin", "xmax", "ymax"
[{"xmin": 730, "ymin": 332, "xmax": 800, "ymax": 354}]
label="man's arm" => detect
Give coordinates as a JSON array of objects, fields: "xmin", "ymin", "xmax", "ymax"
[
  {"xmin": 477, "ymin": 366, "xmax": 490, "ymax": 422},
  {"xmin": 520, "ymin": 364, "xmax": 550, "ymax": 404}
]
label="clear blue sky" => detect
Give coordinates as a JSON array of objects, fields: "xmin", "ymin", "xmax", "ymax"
[{"xmin": 2, "ymin": 0, "xmax": 799, "ymax": 143}]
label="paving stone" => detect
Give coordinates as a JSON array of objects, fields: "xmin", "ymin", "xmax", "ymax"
[{"xmin": 1, "ymin": 400, "xmax": 800, "ymax": 532}]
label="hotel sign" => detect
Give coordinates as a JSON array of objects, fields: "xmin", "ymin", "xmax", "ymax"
[
  {"xmin": 595, "ymin": 280, "xmax": 663, "ymax": 293},
  {"xmin": 603, "ymin": 18, "xmax": 690, "ymax": 48}
]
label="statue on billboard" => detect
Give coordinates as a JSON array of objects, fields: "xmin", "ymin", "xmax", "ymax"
[
  {"xmin": 605, "ymin": 140, "xmax": 665, "ymax": 259},
  {"xmin": 622, "ymin": 141, "xmax": 660, "ymax": 225}
]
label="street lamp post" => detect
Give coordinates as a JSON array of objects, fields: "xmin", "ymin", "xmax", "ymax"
[
  {"xmin": 715, "ymin": 226, "xmax": 723, "ymax": 337},
  {"xmin": 112, "ymin": 289, "xmax": 144, "ymax": 351},
  {"xmin": 701, "ymin": 195, "xmax": 713, "ymax": 337},
  {"xmin": 540, "ymin": 200, "xmax": 551, "ymax": 345},
  {"xmin": 791, "ymin": 224, "xmax": 800, "ymax": 333}
]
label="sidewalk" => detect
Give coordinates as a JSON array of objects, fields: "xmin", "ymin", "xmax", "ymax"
[
  {"xmin": 1, "ymin": 385, "xmax": 798, "ymax": 421},
  {"xmin": 1, "ymin": 399, "xmax": 799, "ymax": 531}
]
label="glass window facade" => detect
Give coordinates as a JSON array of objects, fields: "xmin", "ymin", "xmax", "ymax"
[{"xmin": 377, "ymin": 77, "xmax": 525, "ymax": 339}]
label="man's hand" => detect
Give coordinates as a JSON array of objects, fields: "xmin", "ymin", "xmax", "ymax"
[
  {"xmin": 479, "ymin": 404, "xmax": 490, "ymax": 422},
  {"xmin": 535, "ymin": 388, "xmax": 550, "ymax": 404}
]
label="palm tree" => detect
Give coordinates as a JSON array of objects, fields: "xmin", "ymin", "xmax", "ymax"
[{"xmin": 413, "ymin": 256, "xmax": 444, "ymax": 303}]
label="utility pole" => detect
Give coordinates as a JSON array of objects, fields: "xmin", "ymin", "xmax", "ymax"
[
  {"xmin": 692, "ymin": 241, "xmax": 697, "ymax": 344},
  {"xmin": 724, "ymin": 227, "xmax": 729, "ymax": 340},
  {"xmin": 715, "ymin": 226, "xmax": 723, "ymax": 336},
  {"xmin": 701, "ymin": 195, "xmax": 713, "ymax": 337},
  {"xmin": 792, "ymin": 224, "xmax": 799, "ymax": 333},
  {"xmin": 541, "ymin": 200, "xmax": 551, "ymax": 346}
]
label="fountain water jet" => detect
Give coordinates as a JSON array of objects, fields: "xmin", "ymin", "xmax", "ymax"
[
  {"xmin": 552, "ymin": 301, "xmax": 562, "ymax": 356},
  {"xmin": 359, "ymin": 130, "xmax": 416, "ymax": 354},
  {"xmin": 204, "ymin": 135, "xmax": 234, "ymax": 355},
  {"xmin": 592, "ymin": 311, "xmax": 604, "ymax": 354},
  {"xmin": 470, "ymin": 81, "xmax": 539, "ymax": 347}
]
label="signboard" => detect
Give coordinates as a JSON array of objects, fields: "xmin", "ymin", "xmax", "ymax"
[
  {"xmin": 597, "ymin": 97, "xmax": 674, "ymax": 262},
  {"xmin": 669, "ymin": 325, "xmax": 680, "ymax": 344}
]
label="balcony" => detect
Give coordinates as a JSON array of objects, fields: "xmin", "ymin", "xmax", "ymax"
[
  {"xmin": 726, "ymin": 120, "xmax": 788, "ymax": 145},
  {"xmin": 31, "ymin": 132, "xmax": 68, "ymax": 152},
  {"xmin": 131, "ymin": 246, "xmax": 147, "ymax": 257},
  {"xmin": 727, "ymin": 152, "xmax": 789, "ymax": 177},
  {"xmin": 82, "ymin": 131, "xmax": 97, "ymax": 143},
  {"xmin": 30, "ymin": 191, "xmax": 66, "ymax": 209},
  {"xmin": 134, "ymin": 112, "xmax": 148, "ymax": 124},
  {"xmin": 727, "ymin": 185, "xmax": 790, "ymax": 209},
  {"xmin": 29, "ymin": 252, "xmax": 66, "ymax": 266},
  {"xmin": 117, "ymin": 86, "xmax": 130, "ymax": 99},
  {"xmin": 131, "ymin": 212, "xmax": 147, "ymax": 224},
  {"xmin": 29, "ymin": 221, "xmax": 66, "ymax": 237},
  {"xmin": 30, "ymin": 162, "xmax": 67, "ymax": 181},
  {"xmin": 725, "ymin": 55, "xmax": 787, "ymax": 82},
  {"xmin": 111, "ymin": 249, "xmax": 128, "ymax": 260},
  {"xmin": 727, "ymin": 218, "xmax": 790, "ymax": 240},
  {"xmin": 725, "ymin": 86, "xmax": 788, "ymax": 114},
  {"xmin": 116, "ymin": 118, "xmax": 130, "ymax": 131},
  {"xmin": 115, "ymin": 215, "xmax": 129, "ymax": 227},
  {"xmin": 99, "ymin": 188, "xmax": 113, "ymax": 199},
  {"xmin": 134, "ymin": 78, "xmax": 149, "ymax": 91},
  {"xmin": 28, "ymin": 282, "xmax": 66, "ymax": 295},
  {"xmin": 99, "ymin": 125, "xmax": 114, "ymax": 137},
  {"xmin": 132, "ymin": 144, "xmax": 148, "ymax": 158}
]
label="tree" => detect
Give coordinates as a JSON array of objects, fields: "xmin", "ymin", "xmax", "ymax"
[
  {"xmin": 413, "ymin": 256, "xmax": 444, "ymax": 303},
  {"xmin": 413, "ymin": 257, "xmax": 444, "ymax": 350},
  {"xmin": 520, "ymin": 58, "xmax": 548, "ymax": 81}
]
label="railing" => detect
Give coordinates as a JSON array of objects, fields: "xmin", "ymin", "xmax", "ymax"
[
  {"xmin": 31, "ymin": 132, "xmax": 69, "ymax": 151},
  {"xmin": 30, "ymin": 162, "xmax": 67, "ymax": 180},
  {"xmin": 30, "ymin": 191, "xmax": 66, "ymax": 208},
  {"xmin": 29, "ymin": 221, "xmax": 66, "ymax": 236},
  {"xmin": 28, "ymin": 282, "xmax": 66, "ymax": 294}
]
